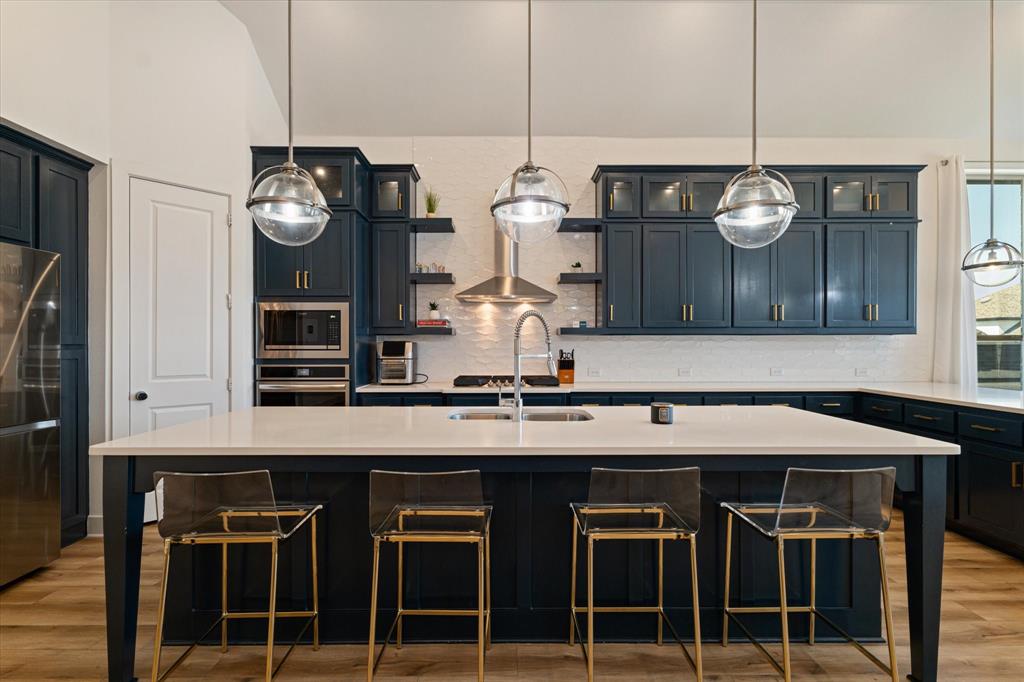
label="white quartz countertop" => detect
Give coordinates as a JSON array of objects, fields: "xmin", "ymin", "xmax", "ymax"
[
  {"xmin": 356, "ymin": 381, "xmax": 1024, "ymax": 415},
  {"xmin": 89, "ymin": 406, "xmax": 959, "ymax": 457}
]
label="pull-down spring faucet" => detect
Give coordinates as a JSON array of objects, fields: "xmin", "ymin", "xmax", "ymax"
[{"xmin": 507, "ymin": 310, "xmax": 557, "ymax": 421}]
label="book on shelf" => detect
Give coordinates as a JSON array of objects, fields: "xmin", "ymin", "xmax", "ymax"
[{"xmin": 416, "ymin": 319, "xmax": 451, "ymax": 327}]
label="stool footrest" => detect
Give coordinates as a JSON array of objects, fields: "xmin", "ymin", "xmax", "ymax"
[{"xmin": 569, "ymin": 606, "xmax": 698, "ymax": 675}]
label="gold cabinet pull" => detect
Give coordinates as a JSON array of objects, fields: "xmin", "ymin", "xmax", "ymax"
[
  {"xmin": 609, "ymin": 304, "xmax": 614, "ymax": 322},
  {"xmin": 398, "ymin": 192, "xmax": 403, "ymax": 210},
  {"xmin": 680, "ymin": 193, "xmax": 685, "ymax": 212},
  {"xmin": 609, "ymin": 192, "xmax": 614, "ymax": 210},
  {"xmin": 970, "ymin": 423, "xmax": 1001, "ymax": 433},
  {"xmin": 771, "ymin": 303, "xmax": 777, "ymax": 321},
  {"xmin": 911, "ymin": 413, "xmax": 938, "ymax": 422},
  {"xmin": 688, "ymin": 304, "xmax": 694, "ymax": 321},
  {"xmin": 779, "ymin": 303, "xmax": 785, "ymax": 321},
  {"xmin": 304, "ymin": 271, "xmax": 310, "ymax": 289},
  {"xmin": 682, "ymin": 305, "xmax": 687, "ymax": 321},
  {"xmin": 581, "ymin": 403, "xmax": 602, "ymax": 407},
  {"xmin": 398, "ymin": 304, "xmax": 403, "ymax": 321},
  {"xmin": 875, "ymin": 193, "xmax": 881, "ymax": 211},
  {"xmin": 864, "ymin": 304, "xmax": 872, "ymax": 321},
  {"xmin": 874, "ymin": 304, "xmax": 879, "ymax": 320},
  {"xmin": 821, "ymin": 402, "xmax": 842, "ymax": 408},
  {"xmin": 688, "ymin": 193, "xmax": 694, "ymax": 211},
  {"xmin": 295, "ymin": 270, "xmax": 301, "ymax": 289},
  {"xmin": 870, "ymin": 405, "xmax": 893, "ymax": 413},
  {"xmin": 1012, "ymin": 462, "xmax": 1022, "ymax": 489}
]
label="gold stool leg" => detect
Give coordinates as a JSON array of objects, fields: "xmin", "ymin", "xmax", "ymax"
[
  {"xmin": 221, "ymin": 542, "xmax": 228, "ymax": 653},
  {"xmin": 396, "ymin": 540, "xmax": 403, "ymax": 649},
  {"xmin": 477, "ymin": 538, "xmax": 485, "ymax": 682},
  {"xmin": 151, "ymin": 540, "xmax": 172, "ymax": 682},
  {"xmin": 568, "ymin": 516, "xmax": 578, "ymax": 646},
  {"xmin": 265, "ymin": 538, "xmax": 279, "ymax": 682},
  {"xmin": 367, "ymin": 537, "xmax": 381, "ymax": 682},
  {"xmin": 809, "ymin": 537, "xmax": 816, "ymax": 646},
  {"xmin": 311, "ymin": 512, "xmax": 320, "ymax": 651},
  {"xmin": 485, "ymin": 531, "xmax": 492, "ymax": 650},
  {"xmin": 722, "ymin": 512, "xmax": 733, "ymax": 647},
  {"xmin": 878, "ymin": 535, "xmax": 899, "ymax": 682},
  {"xmin": 776, "ymin": 537, "xmax": 792, "ymax": 682},
  {"xmin": 587, "ymin": 536, "xmax": 595, "ymax": 682},
  {"xmin": 689, "ymin": 535, "xmax": 703, "ymax": 681},
  {"xmin": 657, "ymin": 537, "xmax": 664, "ymax": 646}
]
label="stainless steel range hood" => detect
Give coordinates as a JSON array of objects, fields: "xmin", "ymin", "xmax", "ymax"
[{"xmin": 456, "ymin": 227, "xmax": 557, "ymax": 304}]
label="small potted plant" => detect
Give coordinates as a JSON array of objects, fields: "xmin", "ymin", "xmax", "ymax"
[
  {"xmin": 570, "ymin": 261, "xmax": 583, "ymax": 273},
  {"xmin": 425, "ymin": 187, "xmax": 441, "ymax": 218},
  {"xmin": 428, "ymin": 301, "xmax": 441, "ymax": 320}
]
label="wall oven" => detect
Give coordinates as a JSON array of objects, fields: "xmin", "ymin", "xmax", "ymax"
[
  {"xmin": 257, "ymin": 301, "xmax": 349, "ymax": 360},
  {"xmin": 256, "ymin": 365, "xmax": 349, "ymax": 407}
]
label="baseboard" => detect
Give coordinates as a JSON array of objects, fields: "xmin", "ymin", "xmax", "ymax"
[{"xmin": 87, "ymin": 513, "xmax": 104, "ymax": 536}]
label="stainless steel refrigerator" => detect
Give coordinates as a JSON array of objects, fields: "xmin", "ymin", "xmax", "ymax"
[{"xmin": 0, "ymin": 242, "xmax": 61, "ymax": 585}]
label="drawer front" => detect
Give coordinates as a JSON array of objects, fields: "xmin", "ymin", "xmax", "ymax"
[
  {"xmin": 754, "ymin": 395, "xmax": 805, "ymax": 409},
  {"xmin": 958, "ymin": 411, "xmax": 1024, "ymax": 448},
  {"xmin": 805, "ymin": 395, "xmax": 854, "ymax": 415},
  {"xmin": 651, "ymin": 394, "xmax": 703, "ymax": 406},
  {"xmin": 612, "ymin": 395, "xmax": 652, "ymax": 407},
  {"xmin": 862, "ymin": 396, "xmax": 903, "ymax": 423},
  {"xmin": 703, "ymin": 395, "xmax": 754, "ymax": 406},
  {"xmin": 359, "ymin": 394, "xmax": 403, "ymax": 406},
  {"xmin": 570, "ymin": 394, "xmax": 612, "ymax": 407},
  {"xmin": 903, "ymin": 403, "xmax": 955, "ymax": 434},
  {"xmin": 404, "ymin": 395, "xmax": 444, "ymax": 407}
]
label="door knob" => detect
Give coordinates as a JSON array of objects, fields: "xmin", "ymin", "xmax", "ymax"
[{"xmin": 135, "ymin": 391, "xmax": 148, "ymax": 401}]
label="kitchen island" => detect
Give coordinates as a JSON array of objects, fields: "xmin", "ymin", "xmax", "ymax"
[{"xmin": 93, "ymin": 406, "xmax": 958, "ymax": 682}]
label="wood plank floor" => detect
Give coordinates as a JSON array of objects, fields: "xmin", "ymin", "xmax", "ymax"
[{"xmin": 2, "ymin": 513, "xmax": 1022, "ymax": 681}]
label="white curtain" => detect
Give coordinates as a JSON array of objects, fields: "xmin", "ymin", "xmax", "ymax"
[{"xmin": 932, "ymin": 155, "xmax": 977, "ymax": 385}]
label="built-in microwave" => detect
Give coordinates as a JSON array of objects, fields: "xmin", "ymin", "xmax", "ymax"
[{"xmin": 257, "ymin": 301, "xmax": 349, "ymax": 360}]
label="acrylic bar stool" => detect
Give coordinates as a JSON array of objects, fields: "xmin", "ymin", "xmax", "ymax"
[
  {"xmin": 150, "ymin": 470, "xmax": 322, "ymax": 682},
  {"xmin": 720, "ymin": 466, "xmax": 899, "ymax": 682},
  {"xmin": 367, "ymin": 469, "xmax": 492, "ymax": 682},
  {"xmin": 568, "ymin": 467, "xmax": 703, "ymax": 681}
]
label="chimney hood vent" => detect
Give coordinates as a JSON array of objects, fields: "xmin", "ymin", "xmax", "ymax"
[{"xmin": 455, "ymin": 228, "xmax": 557, "ymax": 304}]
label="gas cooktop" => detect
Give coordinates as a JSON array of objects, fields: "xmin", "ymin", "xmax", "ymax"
[{"xmin": 453, "ymin": 374, "xmax": 560, "ymax": 388}]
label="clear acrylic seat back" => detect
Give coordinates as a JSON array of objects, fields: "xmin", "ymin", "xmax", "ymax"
[
  {"xmin": 581, "ymin": 466, "xmax": 701, "ymax": 534},
  {"xmin": 369, "ymin": 469, "xmax": 486, "ymax": 537},
  {"xmin": 775, "ymin": 466, "xmax": 897, "ymax": 534},
  {"xmin": 153, "ymin": 470, "xmax": 281, "ymax": 539}
]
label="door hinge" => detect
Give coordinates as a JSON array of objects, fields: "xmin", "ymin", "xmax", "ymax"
[
  {"xmin": 226, "ymin": 212, "xmax": 233, "ymax": 228},
  {"xmin": 226, "ymin": 293, "xmax": 232, "ymax": 309},
  {"xmin": 226, "ymin": 378, "xmax": 233, "ymax": 392}
]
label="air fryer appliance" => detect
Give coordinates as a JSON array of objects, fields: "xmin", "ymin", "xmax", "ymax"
[{"xmin": 376, "ymin": 341, "xmax": 417, "ymax": 384}]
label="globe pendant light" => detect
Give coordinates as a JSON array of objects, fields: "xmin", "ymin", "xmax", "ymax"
[
  {"xmin": 961, "ymin": 0, "xmax": 1023, "ymax": 287},
  {"xmin": 713, "ymin": 0, "xmax": 798, "ymax": 249},
  {"xmin": 246, "ymin": 0, "xmax": 331, "ymax": 247},
  {"xmin": 490, "ymin": 0, "xmax": 570, "ymax": 243}
]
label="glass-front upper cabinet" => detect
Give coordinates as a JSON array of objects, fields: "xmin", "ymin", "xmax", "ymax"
[
  {"xmin": 602, "ymin": 173, "xmax": 640, "ymax": 219},
  {"xmin": 787, "ymin": 174, "xmax": 824, "ymax": 219},
  {"xmin": 372, "ymin": 166, "xmax": 418, "ymax": 219},
  {"xmin": 298, "ymin": 156, "xmax": 352, "ymax": 207},
  {"xmin": 686, "ymin": 173, "xmax": 729, "ymax": 218},
  {"xmin": 642, "ymin": 174, "xmax": 686, "ymax": 217},
  {"xmin": 826, "ymin": 174, "xmax": 872, "ymax": 217},
  {"xmin": 872, "ymin": 173, "xmax": 915, "ymax": 218}
]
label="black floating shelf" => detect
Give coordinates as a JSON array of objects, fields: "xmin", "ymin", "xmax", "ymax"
[
  {"xmin": 410, "ymin": 218, "xmax": 455, "ymax": 233},
  {"xmin": 410, "ymin": 272, "xmax": 454, "ymax": 284},
  {"xmin": 412, "ymin": 326, "xmax": 455, "ymax": 335},
  {"xmin": 558, "ymin": 272, "xmax": 602, "ymax": 284},
  {"xmin": 558, "ymin": 327, "xmax": 607, "ymax": 335},
  {"xmin": 558, "ymin": 218, "xmax": 602, "ymax": 233}
]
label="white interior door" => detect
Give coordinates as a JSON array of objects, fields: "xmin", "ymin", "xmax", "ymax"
[{"xmin": 128, "ymin": 177, "xmax": 230, "ymax": 458}]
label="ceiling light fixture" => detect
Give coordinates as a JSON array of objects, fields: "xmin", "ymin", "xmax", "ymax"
[
  {"xmin": 961, "ymin": 0, "xmax": 1023, "ymax": 287},
  {"xmin": 490, "ymin": 0, "xmax": 570, "ymax": 243},
  {"xmin": 713, "ymin": 0, "xmax": 798, "ymax": 249},
  {"xmin": 246, "ymin": 0, "xmax": 331, "ymax": 247}
]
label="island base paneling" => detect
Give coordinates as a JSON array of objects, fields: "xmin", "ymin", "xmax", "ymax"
[{"xmin": 134, "ymin": 460, "xmax": 906, "ymax": 647}]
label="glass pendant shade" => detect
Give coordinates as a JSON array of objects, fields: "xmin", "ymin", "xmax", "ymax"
[
  {"xmin": 247, "ymin": 163, "xmax": 332, "ymax": 246},
  {"xmin": 490, "ymin": 164, "xmax": 569, "ymax": 243},
  {"xmin": 962, "ymin": 238, "xmax": 1024, "ymax": 287},
  {"xmin": 713, "ymin": 166, "xmax": 799, "ymax": 249}
]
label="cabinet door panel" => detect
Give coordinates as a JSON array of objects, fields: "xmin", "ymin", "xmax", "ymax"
[
  {"xmin": 732, "ymin": 241, "xmax": 775, "ymax": 328},
  {"xmin": 304, "ymin": 213, "xmax": 352, "ymax": 297},
  {"xmin": 686, "ymin": 225, "xmax": 731, "ymax": 327},
  {"xmin": 373, "ymin": 173, "xmax": 410, "ymax": 218},
  {"xmin": 961, "ymin": 440, "xmax": 1023, "ymax": 540},
  {"xmin": 872, "ymin": 173, "xmax": 915, "ymax": 218},
  {"xmin": 37, "ymin": 157, "xmax": 88, "ymax": 345},
  {"xmin": 776, "ymin": 224, "xmax": 822, "ymax": 327},
  {"xmin": 642, "ymin": 174, "xmax": 686, "ymax": 218},
  {"xmin": 787, "ymin": 174, "xmax": 824, "ymax": 220},
  {"xmin": 602, "ymin": 174, "xmax": 639, "ymax": 219},
  {"xmin": 255, "ymin": 229, "xmax": 304, "ymax": 296},
  {"xmin": 59, "ymin": 346, "xmax": 89, "ymax": 544},
  {"xmin": 825, "ymin": 224, "xmax": 870, "ymax": 327},
  {"xmin": 0, "ymin": 137, "xmax": 33, "ymax": 243},
  {"xmin": 372, "ymin": 224, "xmax": 410, "ymax": 329},
  {"xmin": 826, "ymin": 175, "xmax": 872, "ymax": 218},
  {"xmin": 686, "ymin": 173, "xmax": 729, "ymax": 218},
  {"xmin": 872, "ymin": 224, "xmax": 915, "ymax": 327},
  {"xmin": 298, "ymin": 155, "xmax": 352, "ymax": 207},
  {"xmin": 605, "ymin": 224, "xmax": 641, "ymax": 327},
  {"xmin": 642, "ymin": 224, "xmax": 686, "ymax": 327}
]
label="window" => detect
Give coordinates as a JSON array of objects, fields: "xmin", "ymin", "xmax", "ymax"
[{"xmin": 967, "ymin": 178, "xmax": 1023, "ymax": 390}]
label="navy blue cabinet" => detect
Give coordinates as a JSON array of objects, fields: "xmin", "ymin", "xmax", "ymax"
[
  {"xmin": 826, "ymin": 173, "xmax": 916, "ymax": 219},
  {"xmin": 605, "ymin": 224, "xmax": 642, "ymax": 327},
  {"xmin": 734, "ymin": 224, "xmax": 821, "ymax": 328},
  {"xmin": 641, "ymin": 224, "xmax": 730, "ymax": 328},
  {"xmin": 641, "ymin": 173, "xmax": 729, "ymax": 219},
  {"xmin": 299, "ymin": 155, "xmax": 353, "ymax": 207},
  {"xmin": 686, "ymin": 225, "xmax": 731, "ymax": 327},
  {"xmin": 372, "ymin": 166, "xmax": 418, "ymax": 219},
  {"xmin": 255, "ymin": 213, "xmax": 352, "ymax": 297},
  {"xmin": 826, "ymin": 223, "xmax": 915, "ymax": 329},
  {"xmin": 787, "ymin": 174, "xmax": 824, "ymax": 220},
  {"xmin": 372, "ymin": 223, "xmax": 411, "ymax": 330},
  {"xmin": 959, "ymin": 439, "xmax": 1024, "ymax": 545},
  {"xmin": 601, "ymin": 173, "xmax": 640, "ymax": 219},
  {"xmin": 0, "ymin": 137, "xmax": 33, "ymax": 243},
  {"xmin": 685, "ymin": 173, "xmax": 730, "ymax": 218}
]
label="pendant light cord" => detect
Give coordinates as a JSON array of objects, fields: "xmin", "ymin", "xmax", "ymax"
[
  {"xmin": 527, "ymin": 0, "xmax": 533, "ymax": 165},
  {"xmin": 287, "ymin": 0, "xmax": 294, "ymax": 164},
  {"xmin": 988, "ymin": 0, "xmax": 994, "ymax": 240},
  {"xmin": 751, "ymin": 0, "xmax": 757, "ymax": 166}
]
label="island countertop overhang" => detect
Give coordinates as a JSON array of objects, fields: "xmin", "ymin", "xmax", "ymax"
[{"xmin": 89, "ymin": 406, "xmax": 960, "ymax": 458}]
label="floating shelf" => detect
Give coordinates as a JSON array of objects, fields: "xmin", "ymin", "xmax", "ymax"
[
  {"xmin": 412, "ymin": 326, "xmax": 456, "ymax": 335},
  {"xmin": 410, "ymin": 272, "xmax": 454, "ymax": 284},
  {"xmin": 557, "ymin": 272, "xmax": 603, "ymax": 284},
  {"xmin": 558, "ymin": 327, "xmax": 606, "ymax": 335},
  {"xmin": 558, "ymin": 218, "xmax": 602, "ymax": 233},
  {"xmin": 410, "ymin": 218, "xmax": 455, "ymax": 233}
]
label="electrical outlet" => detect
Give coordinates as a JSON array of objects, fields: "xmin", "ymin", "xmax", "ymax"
[
  {"xmin": 677, "ymin": 367, "xmax": 692, "ymax": 377},
  {"xmin": 770, "ymin": 367, "xmax": 784, "ymax": 377},
  {"xmin": 587, "ymin": 367, "xmax": 601, "ymax": 378},
  {"xmin": 855, "ymin": 368, "xmax": 869, "ymax": 378}
]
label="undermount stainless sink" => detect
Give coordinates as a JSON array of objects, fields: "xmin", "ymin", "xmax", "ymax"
[{"xmin": 447, "ymin": 409, "xmax": 593, "ymax": 422}]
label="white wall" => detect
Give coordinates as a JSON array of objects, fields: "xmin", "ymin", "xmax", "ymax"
[{"xmin": 297, "ymin": 133, "xmax": 984, "ymax": 383}]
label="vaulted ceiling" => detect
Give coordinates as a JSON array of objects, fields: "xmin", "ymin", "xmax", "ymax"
[{"xmin": 223, "ymin": 0, "xmax": 1024, "ymax": 146}]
